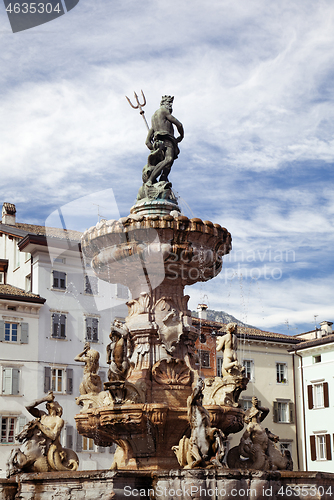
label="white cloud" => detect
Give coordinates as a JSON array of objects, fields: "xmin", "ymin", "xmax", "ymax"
[{"xmin": 1, "ymin": 0, "xmax": 334, "ymax": 333}]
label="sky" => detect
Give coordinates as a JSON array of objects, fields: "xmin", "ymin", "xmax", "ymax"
[{"xmin": 1, "ymin": 0, "xmax": 334, "ymax": 335}]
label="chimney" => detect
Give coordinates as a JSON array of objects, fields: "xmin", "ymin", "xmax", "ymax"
[
  {"xmin": 2, "ymin": 203, "xmax": 16, "ymax": 226},
  {"xmin": 320, "ymin": 321, "xmax": 333, "ymax": 336},
  {"xmin": 197, "ymin": 303, "xmax": 208, "ymax": 320}
]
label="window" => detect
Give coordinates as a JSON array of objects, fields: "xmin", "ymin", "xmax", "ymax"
[
  {"xmin": 85, "ymin": 275, "xmax": 98, "ymax": 295},
  {"xmin": 0, "ymin": 321, "xmax": 28, "ymax": 344},
  {"xmin": 1, "ymin": 417, "xmax": 15, "ymax": 443},
  {"xmin": 217, "ymin": 357, "xmax": 223, "ymax": 377},
  {"xmin": 276, "ymin": 363, "xmax": 287, "ymax": 383},
  {"xmin": 14, "ymin": 240, "xmax": 20, "ymax": 269},
  {"xmin": 310, "ymin": 434, "xmax": 332, "ymax": 461},
  {"xmin": 116, "ymin": 283, "xmax": 129, "ymax": 300},
  {"xmin": 0, "ymin": 416, "xmax": 25, "ymax": 444},
  {"xmin": 52, "ymin": 313, "xmax": 66, "ymax": 339},
  {"xmin": 243, "ymin": 359, "xmax": 254, "ymax": 381},
  {"xmin": 277, "ymin": 402, "xmax": 289, "ymax": 422},
  {"xmin": 313, "ymin": 355, "xmax": 321, "ymax": 364},
  {"xmin": 2, "ymin": 367, "xmax": 20, "ymax": 395},
  {"xmin": 273, "ymin": 401, "xmax": 294, "ymax": 423},
  {"xmin": 307, "ymin": 382, "xmax": 329, "ymax": 409},
  {"xmin": 198, "ymin": 350, "xmax": 210, "ymax": 368},
  {"xmin": 5, "ymin": 323, "xmax": 17, "ymax": 342},
  {"xmin": 51, "ymin": 368, "xmax": 65, "ymax": 393},
  {"xmin": 85, "ymin": 317, "xmax": 98, "ymax": 342},
  {"xmin": 241, "ymin": 399, "xmax": 253, "ymax": 411},
  {"xmin": 314, "ymin": 383, "xmax": 324, "ymax": 408},
  {"xmin": 44, "ymin": 367, "xmax": 73, "ymax": 394},
  {"xmin": 52, "ymin": 271, "xmax": 66, "ymax": 290},
  {"xmin": 25, "ymin": 274, "xmax": 31, "ymax": 292},
  {"xmin": 53, "ymin": 258, "xmax": 66, "ymax": 264},
  {"xmin": 83, "ymin": 437, "xmax": 95, "ymax": 451}
]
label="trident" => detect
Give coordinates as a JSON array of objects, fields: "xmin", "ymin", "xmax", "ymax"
[{"xmin": 125, "ymin": 90, "xmax": 149, "ymax": 130}]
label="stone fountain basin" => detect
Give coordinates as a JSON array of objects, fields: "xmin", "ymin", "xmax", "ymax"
[
  {"xmin": 75, "ymin": 404, "xmax": 244, "ymax": 471},
  {"xmin": 80, "ymin": 214, "xmax": 232, "ymax": 291}
]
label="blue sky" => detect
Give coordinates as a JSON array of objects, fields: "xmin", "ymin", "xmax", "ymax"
[{"xmin": 1, "ymin": 0, "xmax": 334, "ymax": 334}]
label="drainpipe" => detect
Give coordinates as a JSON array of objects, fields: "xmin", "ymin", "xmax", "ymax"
[
  {"xmin": 292, "ymin": 353, "xmax": 300, "ymax": 470},
  {"xmin": 294, "ymin": 351, "xmax": 308, "ymax": 471}
]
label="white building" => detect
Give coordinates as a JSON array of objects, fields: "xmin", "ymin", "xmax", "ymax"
[
  {"xmin": 0, "ymin": 202, "xmax": 128, "ymax": 475},
  {"xmin": 289, "ymin": 321, "xmax": 334, "ymax": 472}
]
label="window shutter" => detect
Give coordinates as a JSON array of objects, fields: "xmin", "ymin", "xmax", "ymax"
[
  {"xmin": 310, "ymin": 435, "xmax": 316, "ymax": 461},
  {"xmin": 66, "ymin": 368, "xmax": 73, "ymax": 394},
  {"xmin": 98, "ymin": 446, "xmax": 106, "ymax": 453},
  {"xmin": 18, "ymin": 416, "xmax": 26, "ymax": 435},
  {"xmin": 53, "ymin": 270, "xmax": 59, "ymax": 288},
  {"xmin": 76, "ymin": 431, "xmax": 82, "ymax": 452},
  {"xmin": 324, "ymin": 382, "xmax": 329, "ymax": 408},
  {"xmin": 60, "ymin": 315, "xmax": 66, "ymax": 338},
  {"xmin": 92, "ymin": 318, "xmax": 98, "ymax": 342},
  {"xmin": 289, "ymin": 402, "xmax": 294, "ymax": 424},
  {"xmin": 325, "ymin": 434, "xmax": 332, "ymax": 460},
  {"xmin": 307, "ymin": 385, "xmax": 314, "ymax": 409},
  {"xmin": 3, "ymin": 368, "xmax": 12, "ymax": 394},
  {"xmin": 0, "ymin": 320, "xmax": 4, "ymax": 341},
  {"xmin": 273, "ymin": 401, "xmax": 278, "ymax": 423},
  {"xmin": 12, "ymin": 368, "xmax": 20, "ymax": 395},
  {"xmin": 44, "ymin": 367, "xmax": 51, "ymax": 393},
  {"xmin": 20, "ymin": 323, "xmax": 29, "ymax": 344},
  {"xmin": 66, "ymin": 425, "xmax": 73, "ymax": 449}
]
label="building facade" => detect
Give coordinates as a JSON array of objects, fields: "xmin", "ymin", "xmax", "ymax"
[
  {"xmin": 192, "ymin": 315, "xmax": 302, "ymax": 469},
  {"xmin": 0, "ymin": 203, "xmax": 128, "ymax": 475},
  {"xmin": 289, "ymin": 321, "xmax": 334, "ymax": 472}
]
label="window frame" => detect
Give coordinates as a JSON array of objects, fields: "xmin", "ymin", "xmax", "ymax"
[
  {"xmin": 85, "ymin": 316, "xmax": 99, "ymax": 343},
  {"xmin": 198, "ymin": 350, "xmax": 210, "ymax": 368},
  {"xmin": 313, "ymin": 383, "xmax": 325, "ymax": 409},
  {"xmin": 44, "ymin": 366, "xmax": 73, "ymax": 395},
  {"xmin": 0, "ymin": 320, "xmax": 29, "ymax": 344},
  {"xmin": 2, "ymin": 367, "xmax": 20, "ymax": 395},
  {"xmin": 84, "ymin": 274, "xmax": 98, "ymax": 296},
  {"xmin": 1, "ymin": 416, "xmax": 16, "ymax": 444},
  {"xmin": 5, "ymin": 322, "xmax": 18, "ymax": 342},
  {"xmin": 276, "ymin": 362, "xmax": 287, "ymax": 384},
  {"xmin": 51, "ymin": 313, "xmax": 67, "ymax": 339},
  {"xmin": 242, "ymin": 359, "xmax": 254, "ymax": 381},
  {"xmin": 52, "ymin": 270, "xmax": 66, "ymax": 290}
]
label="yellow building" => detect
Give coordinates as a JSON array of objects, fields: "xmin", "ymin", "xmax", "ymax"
[{"xmin": 193, "ymin": 316, "xmax": 302, "ymax": 469}]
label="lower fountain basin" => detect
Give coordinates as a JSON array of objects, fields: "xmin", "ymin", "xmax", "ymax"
[{"xmin": 75, "ymin": 404, "xmax": 245, "ymax": 471}]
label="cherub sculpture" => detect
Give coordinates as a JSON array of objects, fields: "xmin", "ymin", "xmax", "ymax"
[
  {"xmin": 173, "ymin": 379, "xmax": 226, "ymax": 469},
  {"xmin": 74, "ymin": 342, "xmax": 102, "ymax": 394},
  {"xmin": 6, "ymin": 391, "xmax": 79, "ymax": 477},
  {"xmin": 106, "ymin": 320, "xmax": 132, "ymax": 382},
  {"xmin": 227, "ymin": 396, "xmax": 293, "ymax": 471},
  {"xmin": 216, "ymin": 322, "xmax": 244, "ymax": 377}
]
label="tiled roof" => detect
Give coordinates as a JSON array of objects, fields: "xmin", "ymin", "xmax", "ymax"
[
  {"xmin": 0, "ymin": 222, "xmax": 82, "ymax": 241},
  {"xmin": 288, "ymin": 333, "xmax": 334, "ymax": 351},
  {"xmin": 192, "ymin": 317, "xmax": 301, "ymax": 343},
  {"xmin": 0, "ymin": 284, "xmax": 45, "ymax": 303}
]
